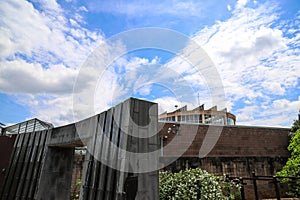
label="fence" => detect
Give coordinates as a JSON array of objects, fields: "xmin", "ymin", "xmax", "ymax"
[{"xmin": 226, "ymin": 172, "xmax": 300, "ymax": 200}]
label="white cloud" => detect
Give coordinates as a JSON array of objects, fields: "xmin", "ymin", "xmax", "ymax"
[
  {"xmin": 1, "ymin": 0, "xmax": 299, "ymax": 128},
  {"xmin": 79, "ymin": 6, "xmax": 88, "ymax": 12},
  {"xmin": 261, "ymin": 82, "xmax": 285, "ymax": 95},
  {"xmin": 0, "ymin": 0, "xmax": 103, "ymax": 67},
  {"xmin": 153, "ymin": 97, "xmax": 197, "ymax": 114},
  {"xmin": 0, "ymin": 0, "xmax": 104, "ymax": 125},
  {"xmin": 182, "ymin": 1, "xmax": 300, "ymax": 126},
  {"xmin": 0, "ymin": 60, "xmax": 77, "ymax": 94},
  {"xmin": 227, "ymin": 5, "xmax": 232, "ymax": 11},
  {"xmin": 236, "ymin": 0, "xmax": 249, "ymax": 9},
  {"xmin": 30, "ymin": 95, "xmax": 74, "ymax": 126},
  {"xmin": 70, "ymin": 0, "xmax": 299, "ymax": 127},
  {"xmin": 137, "ymin": 85, "xmax": 152, "ymax": 96},
  {"xmin": 237, "ymin": 97, "xmax": 300, "ymax": 127}
]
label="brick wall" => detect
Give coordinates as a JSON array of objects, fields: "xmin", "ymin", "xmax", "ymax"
[
  {"xmin": 159, "ymin": 123, "xmax": 290, "ymax": 158},
  {"xmin": 158, "ymin": 123, "xmax": 291, "ymax": 199}
]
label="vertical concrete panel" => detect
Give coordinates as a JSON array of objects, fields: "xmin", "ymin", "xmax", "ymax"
[
  {"xmin": 115, "ymin": 100, "xmax": 130, "ymax": 199},
  {"xmin": 94, "ymin": 112, "xmax": 106, "ymax": 200},
  {"xmin": 36, "ymin": 147, "xmax": 74, "ymax": 200},
  {"xmin": 22, "ymin": 131, "xmax": 43, "ymax": 199},
  {"xmin": 15, "ymin": 131, "xmax": 36, "ymax": 199},
  {"xmin": 1, "ymin": 133, "xmax": 25, "ymax": 200},
  {"xmin": 78, "ymin": 98, "xmax": 159, "ymax": 200},
  {"xmin": 129, "ymin": 98, "xmax": 159, "ymax": 200},
  {"xmin": 103, "ymin": 108, "xmax": 115, "ymax": 200},
  {"xmin": 30, "ymin": 130, "xmax": 49, "ymax": 199},
  {"xmin": 0, "ymin": 130, "xmax": 50, "ymax": 200},
  {"xmin": 80, "ymin": 151, "xmax": 92, "ymax": 200}
]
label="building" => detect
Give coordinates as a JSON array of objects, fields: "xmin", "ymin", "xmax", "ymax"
[
  {"xmin": 0, "ymin": 98, "xmax": 292, "ymax": 199},
  {"xmin": 159, "ymin": 104, "xmax": 236, "ymax": 125}
]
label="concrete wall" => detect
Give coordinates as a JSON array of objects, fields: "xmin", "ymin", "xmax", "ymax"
[
  {"xmin": 36, "ymin": 147, "xmax": 74, "ymax": 200},
  {"xmin": 0, "ymin": 130, "xmax": 50, "ymax": 200},
  {"xmin": 79, "ymin": 98, "xmax": 159, "ymax": 200},
  {"xmin": 1, "ymin": 98, "xmax": 160, "ymax": 200},
  {"xmin": 0, "ymin": 135, "xmax": 16, "ymax": 190}
]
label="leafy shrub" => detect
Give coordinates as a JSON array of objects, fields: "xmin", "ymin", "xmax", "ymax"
[
  {"xmin": 70, "ymin": 179, "xmax": 81, "ymax": 200},
  {"xmin": 159, "ymin": 168, "xmax": 241, "ymax": 200},
  {"xmin": 277, "ymin": 129, "xmax": 300, "ymax": 197}
]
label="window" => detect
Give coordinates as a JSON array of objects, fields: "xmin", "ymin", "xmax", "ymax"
[
  {"xmin": 227, "ymin": 117, "xmax": 235, "ymax": 125},
  {"xmin": 205, "ymin": 114, "xmax": 212, "ymax": 124}
]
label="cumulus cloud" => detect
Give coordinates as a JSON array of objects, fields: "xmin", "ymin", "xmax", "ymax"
[
  {"xmin": 0, "ymin": 60, "xmax": 77, "ymax": 94},
  {"xmin": 1, "ymin": 0, "xmax": 299, "ymax": 128},
  {"xmin": 190, "ymin": 1, "xmax": 300, "ymax": 126},
  {"xmin": 0, "ymin": 0, "xmax": 102, "ymax": 66},
  {"xmin": 0, "ymin": 0, "xmax": 104, "ymax": 125}
]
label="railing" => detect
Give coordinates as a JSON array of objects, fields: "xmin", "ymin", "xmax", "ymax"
[{"xmin": 226, "ymin": 172, "xmax": 300, "ymax": 200}]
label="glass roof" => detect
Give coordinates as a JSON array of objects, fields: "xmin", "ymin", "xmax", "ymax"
[{"xmin": 1, "ymin": 118, "xmax": 53, "ymax": 135}]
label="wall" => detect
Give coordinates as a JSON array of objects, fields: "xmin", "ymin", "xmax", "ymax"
[
  {"xmin": 36, "ymin": 147, "xmax": 74, "ymax": 200},
  {"xmin": 159, "ymin": 123, "xmax": 290, "ymax": 158},
  {"xmin": 0, "ymin": 135, "xmax": 16, "ymax": 190},
  {"xmin": 0, "ymin": 130, "xmax": 50, "ymax": 200},
  {"xmin": 0, "ymin": 98, "xmax": 160, "ymax": 200},
  {"xmin": 159, "ymin": 123, "xmax": 290, "ymax": 199}
]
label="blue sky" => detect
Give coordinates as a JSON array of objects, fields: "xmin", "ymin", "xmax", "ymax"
[{"xmin": 0, "ymin": 0, "xmax": 299, "ymax": 127}]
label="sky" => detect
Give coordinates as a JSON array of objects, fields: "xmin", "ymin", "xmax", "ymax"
[{"xmin": 0, "ymin": 0, "xmax": 299, "ymax": 127}]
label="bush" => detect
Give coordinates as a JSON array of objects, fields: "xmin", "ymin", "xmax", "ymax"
[
  {"xmin": 70, "ymin": 179, "xmax": 81, "ymax": 200},
  {"xmin": 159, "ymin": 168, "xmax": 241, "ymax": 200},
  {"xmin": 277, "ymin": 129, "xmax": 300, "ymax": 197}
]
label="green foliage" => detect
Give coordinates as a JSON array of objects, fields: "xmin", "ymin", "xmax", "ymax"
[
  {"xmin": 70, "ymin": 179, "xmax": 81, "ymax": 200},
  {"xmin": 277, "ymin": 123, "xmax": 300, "ymax": 197},
  {"xmin": 291, "ymin": 118, "xmax": 300, "ymax": 134},
  {"xmin": 159, "ymin": 168, "xmax": 241, "ymax": 200}
]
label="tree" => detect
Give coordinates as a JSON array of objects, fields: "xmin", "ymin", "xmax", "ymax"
[
  {"xmin": 291, "ymin": 117, "xmax": 300, "ymax": 134},
  {"xmin": 277, "ymin": 116, "xmax": 300, "ymax": 197}
]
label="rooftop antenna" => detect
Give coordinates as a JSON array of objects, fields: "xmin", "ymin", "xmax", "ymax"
[{"xmin": 197, "ymin": 93, "xmax": 200, "ymax": 108}]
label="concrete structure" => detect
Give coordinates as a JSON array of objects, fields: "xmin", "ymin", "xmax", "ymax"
[
  {"xmin": 159, "ymin": 105, "xmax": 236, "ymax": 125},
  {"xmin": 0, "ymin": 98, "xmax": 159, "ymax": 200}
]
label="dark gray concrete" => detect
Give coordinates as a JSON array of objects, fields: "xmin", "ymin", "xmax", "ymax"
[
  {"xmin": 36, "ymin": 147, "xmax": 74, "ymax": 200},
  {"xmin": 0, "ymin": 98, "xmax": 160, "ymax": 200},
  {"xmin": 48, "ymin": 123, "xmax": 82, "ymax": 147},
  {"xmin": 79, "ymin": 98, "xmax": 159, "ymax": 200}
]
